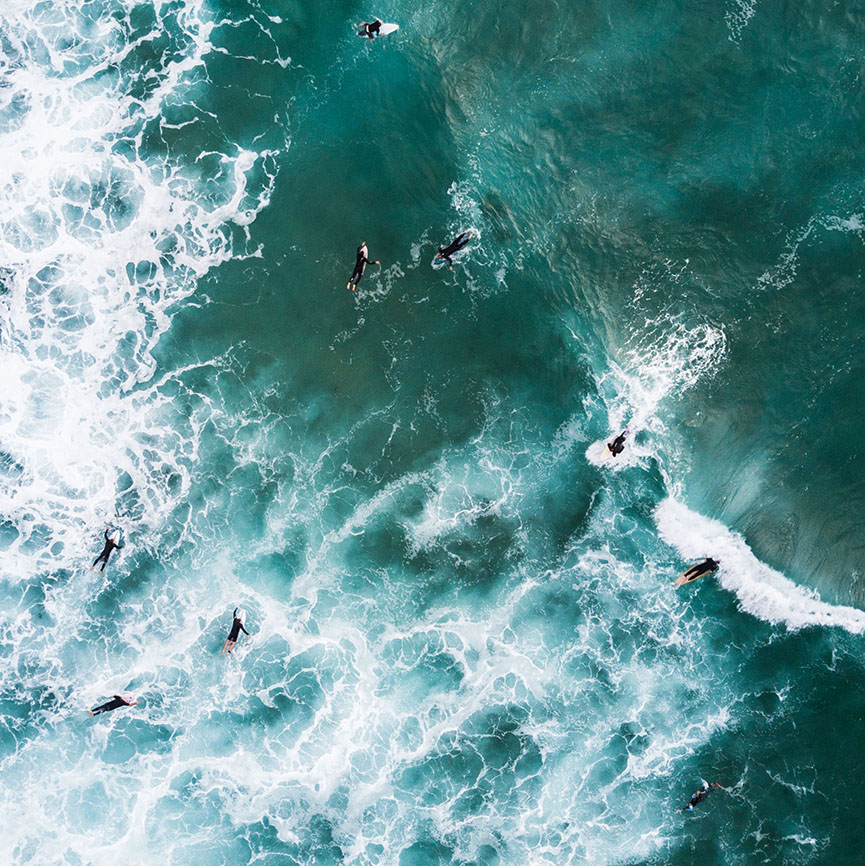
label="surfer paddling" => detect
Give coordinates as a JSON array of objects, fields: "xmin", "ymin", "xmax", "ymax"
[
  {"xmin": 222, "ymin": 608, "xmax": 250, "ymax": 655},
  {"xmin": 435, "ymin": 231, "xmax": 473, "ymax": 270},
  {"xmin": 89, "ymin": 695, "xmax": 139, "ymax": 717},
  {"xmin": 676, "ymin": 781, "xmax": 722, "ymax": 813},
  {"xmin": 90, "ymin": 526, "xmax": 124, "ymax": 572},
  {"xmin": 346, "ymin": 242, "xmax": 380, "ymax": 291},
  {"xmin": 606, "ymin": 430, "xmax": 627, "ymax": 457}
]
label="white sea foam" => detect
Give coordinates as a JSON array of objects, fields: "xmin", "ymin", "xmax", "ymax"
[
  {"xmin": 584, "ymin": 314, "xmax": 726, "ymax": 473},
  {"xmin": 725, "ymin": 0, "xmax": 757, "ymax": 43},
  {"xmin": 757, "ymin": 211, "xmax": 865, "ymax": 294},
  {"xmin": 0, "ymin": 4, "xmax": 282, "ymax": 856},
  {"xmin": 656, "ymin": 497, "xmax": 865, "ymax": 633},
  {"xmin": 0, "ymin": 0, "xmax": 279, "ymax": 576}
]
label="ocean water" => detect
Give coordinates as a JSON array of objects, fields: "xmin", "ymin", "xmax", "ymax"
[{"xmin": 2, "ymin": 0, "xmax": 865, "ymax": 863}]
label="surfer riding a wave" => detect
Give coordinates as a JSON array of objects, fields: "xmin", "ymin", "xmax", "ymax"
[{"xmin": 676, "ymin": 557, "xmax": 720, "ymax": 587}]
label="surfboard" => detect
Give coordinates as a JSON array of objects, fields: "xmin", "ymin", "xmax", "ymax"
[
  {"xmin": 674, "ymin": 566, "xmax": 715, "ymax": 587},
  {"xmin": 598, "ymin": 443, "xmax": 615, "ymax": 462},
  {"xmin": 357, "ymin": 22, "xmax": 399, "ymax": 38}
]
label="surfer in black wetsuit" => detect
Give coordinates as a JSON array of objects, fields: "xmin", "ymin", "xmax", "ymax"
[
  {"xmin": 90, "ymin": 526, "xmax": 124, "ymax": 572},
  {"xmin": 682, "ymin": 557, "xmax": 719, "ymax": 582},
  {"xmin": 222, "ymin": 608, "xmax": 250, "ymax": 655},
  {"xmin": 676, "ymin": 781, "xmax": 722, "ymax": 813},
  {"xmin": 607, "ymin": 431, "xmax": 627, "ymax": 457},
  {"xmin": 89, "ymin": 695, "xmax": 139, "ymax": 717},
  {"xmin": 346, "ymin": 242, "xmax": 380, "ymax": 291},
  {"xmin": 358, "ymin": 19, "xmax": 383, "ymax": 38},
  {"xmin": 435, "ymin": 231, "xmax": 473, "ymax": 270}
]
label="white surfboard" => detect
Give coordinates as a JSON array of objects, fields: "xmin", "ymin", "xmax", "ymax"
[
  {"xmin": 598, "ymin": 443, "xmax": 615, "ymax": 462},
  {"xmin": 357, "ymin": 22, "xmax": 399, "ymax": 38}
]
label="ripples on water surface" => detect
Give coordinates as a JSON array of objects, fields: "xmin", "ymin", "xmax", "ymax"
[{"xmin": 1, "ymin": 1, "xmax": 865, "ymax": 864}]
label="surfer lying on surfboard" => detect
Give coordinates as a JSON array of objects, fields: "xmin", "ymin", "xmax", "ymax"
[
  {"xmin": 357, "ymin": 19, "xmax": 383, "ymax": 38},
  {"xmin": 606, "ymin": 430, "xmax": 627, "ymax": 457},
  {"xmin": 222, "ymin": 608, "xmax": 250, "ymax": 655},
  {"xmin": 357, "ymin": 19, "xmax": 400, "ymax": 39},
  {"xmin": 436, "ymin": 231, "xmax": 473, "ymax": 270},
  {"xmin": 677, "ymin": 557, "xmax": 719, "ymax": 586},
  {"xmin": 90, "ymin": 525, "xmax": 124, "ymax": 572},
  {"xmin": 89, "ymin": 695, "xmax": 139, "ymax": 717},
  {"xmin": 675, "ymin": 781, "xmax": 722, "ymax": 813},
  {"xmin": 346, "ymin": 242, "xmax": 380, "ymax": 291}
]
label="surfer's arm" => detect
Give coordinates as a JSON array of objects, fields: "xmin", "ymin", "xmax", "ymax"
[{"xmin": 240, "ymin": 624, "xmax": 250, "ymax": 636}]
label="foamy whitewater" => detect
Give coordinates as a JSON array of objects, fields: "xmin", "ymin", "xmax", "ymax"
[{"xmin": 2, "ymin": 1, "xmax": 865, "ymax": 865}]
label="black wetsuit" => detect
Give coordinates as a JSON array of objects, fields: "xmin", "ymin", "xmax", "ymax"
[
  {"xmin": 690, "ymin": 788, "xmax": 709, "ymax": 808},
  {"xmin": 360, "ymin": 19, "xmax": 382, "ymax": 38},
  {"xmin": 437, "ymin": 232, "xmax": 471, "ymax": 265},
  {"xmin": 228, "ymin": 609, "xmax": 250, "ymax": 642},
  {"xmin": 683, "ymin": 782, "xmax": 720, "ymax": 811},
  {"xmin": 684, "ymin": 558, "xmax": 719, "ymax": 581},
  {"xmin": 92, "ymin": 530, "xmax": 121, "ymax": 572},
  {"xmin": 91, "ymin": 695, "xmax": 130, "ymax": 716},
  {"xmin": 349, "ymin": 246, "xmax": 372, "ymax": 287},
  {"xmin": 608, "ymin": 432, "xmax": 627, "ymax": 457}
]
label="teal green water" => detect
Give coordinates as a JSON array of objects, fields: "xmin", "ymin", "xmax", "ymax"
[{"xmin": 2, "ymin": 0, "xmax": 865, "ymax": 863}]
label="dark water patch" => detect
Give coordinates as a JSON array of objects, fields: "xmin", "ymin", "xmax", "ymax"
[
  {"xmin": 399, "ymin": 838, "xmax": 454, "ymax": 866},
  {"xmin": 397, "ymin": 703, "xmax": 542, "ymax": 819},
  {"xmin": 243, "ymin": 542, "xmax": 304, "ymax": 601}
]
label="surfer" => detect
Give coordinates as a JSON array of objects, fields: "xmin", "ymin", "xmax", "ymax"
[
  {"xmin": 357, "ymin": 19, "xmax": 383, "ymax": 39},
  {"xmin": 435, "ymin": 231, "xmax": 473, "ymax": 270},
  {"xmin": 676, "ymin": 781, "xmax": 722, "ymax": 813},
  {"xmin": 606, "ymin": 431, "xmax": 627, "ymax": 457},
  {"xmin": 89, "ymin": 695, "xmax": 139, "ymax": 717},
  {"xmin": 682, "ymin": 557, "xmax": 719, "ymax": 582},
  {"xmin": 222, "ymin": 608, "xmax": 250, "ymax": 655},
  {"xmin": 346, "ymin": 242, "xmax": 380, "ymax": 291},
  {"xmin": 90, "ymin": 526, "xmax": 124, "ymax": 572}
]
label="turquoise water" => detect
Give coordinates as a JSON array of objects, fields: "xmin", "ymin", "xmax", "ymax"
[{"xmin": 2, "ymin": 0, "xmax": 865, "ymax": 863}]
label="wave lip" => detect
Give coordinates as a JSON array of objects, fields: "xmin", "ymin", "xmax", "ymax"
[{"xmin": 655, "ymin": 497, "xmax": 865, "ymax": 634}]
